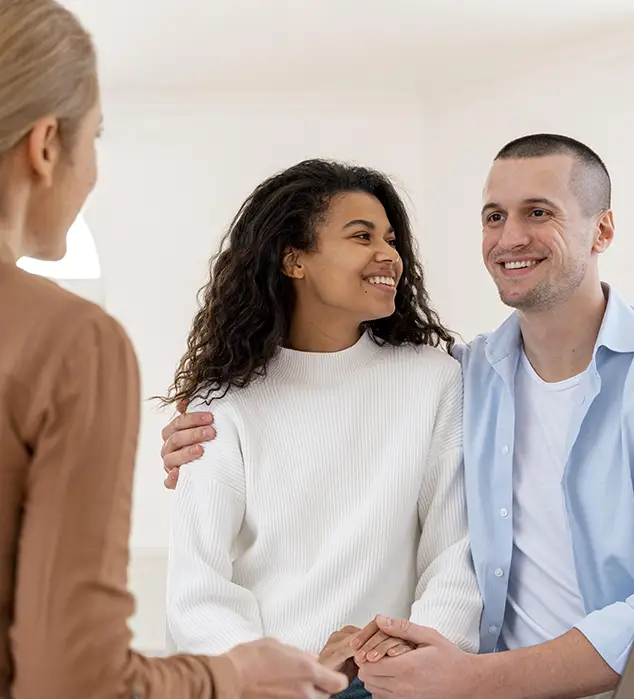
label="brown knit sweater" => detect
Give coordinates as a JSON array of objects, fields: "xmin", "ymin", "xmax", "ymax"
[{"xmin": 0, "ymin": 253, "xmax": 239, "ymax": 699}]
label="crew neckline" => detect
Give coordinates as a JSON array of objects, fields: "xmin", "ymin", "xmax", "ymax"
[
  {"xmin": 519, "ymin": 350, "xmax": 585, "ymax": 392},
  {"xmin": 268, "ymin": 331, "xmax": 382, "ymax": 384}
]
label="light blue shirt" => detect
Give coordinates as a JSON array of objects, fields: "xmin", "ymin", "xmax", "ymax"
[{"xmin": 455, "ymin": 284, "xmax": 634, "ymax": 674}]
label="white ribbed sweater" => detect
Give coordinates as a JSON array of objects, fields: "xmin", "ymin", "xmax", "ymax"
[{"xmin": 167, "ymin": 333, "xmax": 482, "ymax": 655}]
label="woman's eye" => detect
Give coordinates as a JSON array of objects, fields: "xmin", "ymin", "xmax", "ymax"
[
  {"xmin": 387, "ymin": 239, "xmax": 397, "ymax": 248},
  {"xmin": 354, "ymin": 233, "xmax": 371, "ymax": 240}
]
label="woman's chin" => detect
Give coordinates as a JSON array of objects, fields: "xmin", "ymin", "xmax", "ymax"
[
  {"xmin": 30, "ymin": 239, "xmax": 67, "ymax": 262},
  {"xmin": 362, "ymin": 305, "xmax": 397, "ymax": 322}
]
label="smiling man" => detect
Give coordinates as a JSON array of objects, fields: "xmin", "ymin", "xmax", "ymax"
[
  {"xmin": 161, "ymin": 135, "xmax": 634, "ymax": 699},
  {"xmin": 355, "ymin": 135, "xmax": 634, "ymax": 699}
]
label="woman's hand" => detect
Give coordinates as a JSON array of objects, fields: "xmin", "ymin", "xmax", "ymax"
[
  {"xmin": 350, "ymin": 618, "xmax": 415, "ymax": 664},
  {"xmin": 318, "ymin": 625, "xmax": 362, "ymax": 684}
]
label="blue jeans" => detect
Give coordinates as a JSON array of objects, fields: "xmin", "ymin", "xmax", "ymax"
[{"xmin": 333, "ymin": 677, "xmax": 371, "ymax": 699}]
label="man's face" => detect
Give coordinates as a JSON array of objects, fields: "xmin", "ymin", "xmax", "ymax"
[{"xmin": 481, "ymin": 154, "xmax": 608, "ymax": 312}]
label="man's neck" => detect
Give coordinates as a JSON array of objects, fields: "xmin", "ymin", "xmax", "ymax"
[{"xmin": 518, "ymin": 283, "xmax": 607, "ymax": 383}]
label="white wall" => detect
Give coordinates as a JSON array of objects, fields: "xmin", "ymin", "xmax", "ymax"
[
  {"xmin": 86, "ymin": 93, "xmax": 427, "ymax": 651},
  {"xmin": 421, "ymin": 51, "xmax": 634, "ymax": 342}
]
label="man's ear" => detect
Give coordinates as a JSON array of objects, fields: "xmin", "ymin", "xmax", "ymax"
[
  {"xmin": 27, "ymin": 116, "xmax": 62, "ymax": 188},
  {"xmin": 593, "ymin": 209, "xmax": 615, "ymax": 254},
  {"xmin": 282, "ymin": 247, "xmax": 305, "ymax": 279}
]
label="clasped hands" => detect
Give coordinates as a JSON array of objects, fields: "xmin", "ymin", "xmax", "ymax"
[
  {"xmin": 318, "ymin": 615, "xmax": 415, "ymax": 682},
  {"xmin": 318, "ymin": 615, "xmax": 475, "ymax": 699}
]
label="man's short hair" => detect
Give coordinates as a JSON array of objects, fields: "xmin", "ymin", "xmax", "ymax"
[{"xmin": 495, "ymin": 134, "xmax": 611, "ymax": 216}]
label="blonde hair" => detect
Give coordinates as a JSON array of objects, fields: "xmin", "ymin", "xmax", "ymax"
[{"xmin": 0, "ymin": 0, "xmax": 97, "ymax": 158}]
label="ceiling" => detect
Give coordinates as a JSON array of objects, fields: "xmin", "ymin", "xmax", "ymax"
[{"xmin": 64, "ymin": 0, "xmax": 634, "ymax": 95}]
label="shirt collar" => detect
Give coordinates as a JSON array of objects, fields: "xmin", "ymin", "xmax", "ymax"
[
  {"xmin": 595, "ymin": 283, "xmax": 634, "ymax": 354},
  {"xmin": 485, "ymin": 283, "xmax": 634, "ymax": 369}
]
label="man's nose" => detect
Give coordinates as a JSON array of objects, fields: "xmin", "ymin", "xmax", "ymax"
[{"xmin": 498, "ymin": 216, "xmax": 531, "ymax": 249}]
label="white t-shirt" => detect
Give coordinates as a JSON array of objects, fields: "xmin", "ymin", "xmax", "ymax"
[{"xmin": 502, "ymin": 351, "xmax": 587, "ymax": 650}]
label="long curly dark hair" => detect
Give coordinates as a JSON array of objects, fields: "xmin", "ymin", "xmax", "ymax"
[{"xmin": 162, "ymin": 159, "xmax": 454, "ymax": 406}]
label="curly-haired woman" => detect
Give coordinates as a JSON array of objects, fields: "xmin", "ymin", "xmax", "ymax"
[{"xmin": 161, "ymin": 159, "xmax": 482, "ymax": 698}]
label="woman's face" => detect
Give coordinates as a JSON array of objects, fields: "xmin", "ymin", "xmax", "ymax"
[{"xmin": 289, "ymin": 191, "xmax": 403, "ymax": 326}]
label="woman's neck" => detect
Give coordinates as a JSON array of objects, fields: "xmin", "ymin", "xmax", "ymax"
[
  {"xmin": 287, "ymin": 312, "xmax": 362, "ymax": 353},
  {"xmin": 0, "ymin": 223, "xmax": 21, "ymax": 264},
  {"xmin": 0, "ymin": 192, "xmax": 29, "ymax": 264}
]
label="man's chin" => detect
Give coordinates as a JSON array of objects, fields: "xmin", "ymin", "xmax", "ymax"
[{"xmin": 497, "ymin": 287, "xmax": 535, "ymax": 311}]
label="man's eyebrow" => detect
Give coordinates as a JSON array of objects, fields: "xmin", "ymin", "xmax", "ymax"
[
  {"xmin": 481, "ymin": 197, "xmax": 560, "ymax": 216},
  {"xmin": 481, "ymin": 202, "xmax": 501, "ymax": 217},
  {"xmin": 521, "ymin": 197, "xmax": 559, "ymax": 209}
]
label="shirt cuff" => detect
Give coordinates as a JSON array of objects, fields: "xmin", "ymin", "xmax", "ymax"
[{"xmin": 574, "ymin": 600, "xmax": 634, "ymax": 674}]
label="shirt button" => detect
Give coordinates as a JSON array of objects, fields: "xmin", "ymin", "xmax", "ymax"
[
  {"xmin": 500, "ymin": 508, "xmax": 509, "ymax": 518},
  {"xmin": 488, "ymin": 626, "xmax": 498, "ymax": 635},
  {"xmin": 494, "ymin": 568, "xmax": 504, "ymax": 578},
  {"xmin": 501, "ymin": 445, "xmax": 510, "ymax": 455}
]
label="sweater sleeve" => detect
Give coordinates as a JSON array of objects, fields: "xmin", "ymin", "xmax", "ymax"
[
  {"xmin": 409, "ymin": 362, "xmax": 482, "ymax": 653},
  {"xmin": 10, "ymin": 309, "xmax": 239, "ymax": 699},
  {"xmin": 167, "ymin": 401, "xmax": 264, "ymax": 655}
]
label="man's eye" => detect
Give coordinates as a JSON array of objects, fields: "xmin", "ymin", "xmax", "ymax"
[
  {"xmin": 487, "ymin": 213, "xmax": 503, "ymax": 223},
  {"xmin": 531, "ymin": 209, "xmax": 547, "ymax": 217}
]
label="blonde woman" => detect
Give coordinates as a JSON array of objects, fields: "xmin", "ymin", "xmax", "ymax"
[{"xmin": 0, "ymin": 1, "xmax": 346, "ymax": 698}]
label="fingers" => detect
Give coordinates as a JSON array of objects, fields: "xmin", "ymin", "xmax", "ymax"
[
  {"xmin": 163, "ymin": 468, "xmax": 179, "ymax": 490},
  {"xmin": 386, "ymin": 643, "xmax": 413, "ymax": 657},
  {"xmin": 176, "ymin": 399, "xmax": 189, "ymax": 415},
  {"xmin": 163, "ymin": 444, "xmax": 204, "ymax": 472},
  {"xmin": 349, "ymin": 620, "xmax": 379, "ymax": 651},
  {"xmin": 355, "ymin": 630, "xmax": 390, "ymax": 663},
  {"xmin": 374, "ymin": 616, "xmax": 444, "ymax": 647},
  {"xmin": 160, "ymin": 410, "xmax": 214, "ymax": 444},
  {"xmin": 161, "ymin": 422, "xmax": 215, "ymax": 463},
  {"xmin": 367, "ymin": 639, "xmax": 414, "ymax": 662},
  {"xmin": 312, "ymin": 665, "xmax": 348, "ymax": 695}
]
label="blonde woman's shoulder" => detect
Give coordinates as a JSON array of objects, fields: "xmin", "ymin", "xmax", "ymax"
[{"xmin": 0, "ymin": 262, "xmax": 134, "ymax": 382}]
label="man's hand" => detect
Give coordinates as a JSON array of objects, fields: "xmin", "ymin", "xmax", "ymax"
[
  {"xmin": 161, "ymin": 399, "xmax": 216, "ymax": 489},
  {"xmin": 349, "ymin": 618, "xmax": 414, "ymax": 665},
  {"xmin": 318, "ymin": 625, "xmax": 362, "ymax": 684},
  {"xmin": 359, "ymin": 617, "xmax": 622, "ymax": 699},
  {"xmin": 226, "ymin": 638, "xmax": 348, "ymax": 699},
  {"xmin": 357, "ymin": 616, "xmax": 479, "ymax": 699}
]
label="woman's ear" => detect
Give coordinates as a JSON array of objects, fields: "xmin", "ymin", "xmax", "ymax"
[
  {"xmin": 282, "ymin": 247, "xmax": 305, "ymax": 279},
  {"xmin": 27, "ymin": 116, "xmax": 62, "ymax": 188}
]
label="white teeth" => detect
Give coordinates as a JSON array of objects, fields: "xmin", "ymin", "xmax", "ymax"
[
  {"xmin": 366, "ymin": 276, "xmax": 395, "ymax": 286},
  {"xmin": 504, "ymin": 260, "xmax": 538, "ymax": 269}
]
